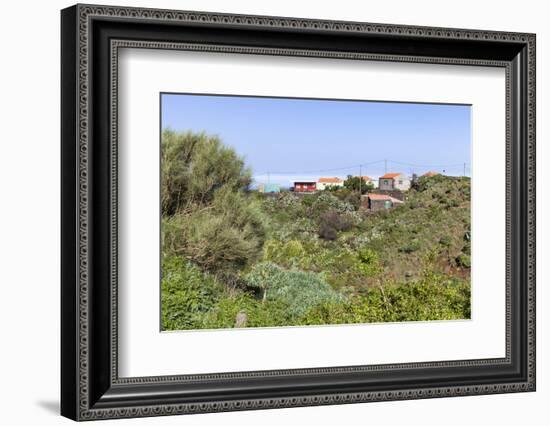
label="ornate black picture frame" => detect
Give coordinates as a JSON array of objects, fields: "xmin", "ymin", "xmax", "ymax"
[{"xmin": 61, "ymin": 4, "xmax": 536, "ymax": 421}]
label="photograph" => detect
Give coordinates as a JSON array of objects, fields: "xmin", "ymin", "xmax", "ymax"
[
  {"xmin": 160, "ymin": 93, "xmax": 473, "ymax": 331},
  {"xmin": 57, "ymin": 4, "xmax": 536, "ymax": 420}
]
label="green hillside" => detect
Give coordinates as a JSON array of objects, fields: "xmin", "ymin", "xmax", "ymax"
[{"xmin": 161, "ymin": 130, "xmax": 471, "ymax": 330}]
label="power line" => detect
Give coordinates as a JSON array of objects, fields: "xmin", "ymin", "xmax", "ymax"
[
  {"xmin": 257, "ymin": 159, "xmax": 469, "ymax": 176},
  {"xmin": 258, "ymin": 159, "xmax": 384, "ymax": 176},
  {"xmin": 388, "ymin": 160, "xmax": 467, "ymax": 168}
]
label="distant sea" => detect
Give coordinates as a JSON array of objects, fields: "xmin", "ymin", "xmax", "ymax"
[{"xmin": 251, "ymin": 174, "xmax": 352, "ymax": 190}]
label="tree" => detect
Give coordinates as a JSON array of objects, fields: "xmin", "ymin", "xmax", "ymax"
[
  {"xmin": 343, "ymin": 175, "xmax": 374, "ymax": 194},
  {"xmin": 161, "ymin": 130, "xmax": 264, "ymax": 278},
  {"xmin": 161, "ymin": 129, "xmax": 252, "ymax": 215}
]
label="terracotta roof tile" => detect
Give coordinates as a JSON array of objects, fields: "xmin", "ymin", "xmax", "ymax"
[
  {"xmin": 318, "ymin": 177, "xmax": 343, "ymax": 183},
  {"xmin": 380, "ymin": 173, "xmax": 402, "ymax": 179},
  {"xmin": 367, "ymin": 193, "xmax": 393, "ymax": 201}
]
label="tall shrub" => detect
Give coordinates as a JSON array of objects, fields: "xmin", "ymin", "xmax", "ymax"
[
  {"xmin": 161, "ymin": 129, "xmax": 252, "ymax": 215},
  {"xmin": 245, "ymin": 262, "xmax": 343, "ymax": 317}
]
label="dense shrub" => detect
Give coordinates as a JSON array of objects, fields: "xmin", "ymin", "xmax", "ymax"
[
  {"xmin": 161, "ymin": 129, "xmax": 251, "ymax": 215},
  {"xmin": 456, "ymin": 253, "xmax": 471, "ymax": 268},
  {"xmin": 317, "ymin": 209, "xmax": 356, "ymax": 240},
  {"xmin": 161, "ymin": 256, "xmax": 223, "ymax": 330},
  {"xmin": 199, "ymin": 293, "xmax": 294, "ymax": 329},
  {"xmin": 263, "ymin": 239, "xmax": 306, "ymax": 267},
  {"xmin": 310, "ymin": 192, "xmax": 355, "ymax": 216},
  {"xmin": 302, "ymin": 274, "xmax": 471, "ymax": 325},
  {"xmin": 262, "ymin": 192, "xmax": 305, "ymax": 219},
  {"xmin": 398, "ymin": 240, "xmax": 420, "ymax": 253},
  {"xmin": 343, "ymin": 175, "xmax": 374, "ymax": 194},
  {"xmin": 244, "ymin": 262, "xmax": 343, "ymax": 317},
  {"xmin": 163, "ymin": 188, "xmax": 265, "ymax": 274}
]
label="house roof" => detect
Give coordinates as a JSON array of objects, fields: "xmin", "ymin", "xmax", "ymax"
[
  {"xmin": 360, "ymin": 176, "xmax": 373, "ymax": 181},
  {"xmin": 380, "ymin": 173, "xmax": 402, "ymax": 179},
  {"xmin": 367, "ymin": 193, "xmax": 404, "ymax": 203},
  {"xmin": 367, "ymin": 193, "xmax": 393, "ymax": 201},
  {"xmin": 294, "ymin": 181, "xmax": 316, "ymax": 184},
  {"xmin": 422, "ymin": 171, "xmax": 439, "ymax": 177},
  {"xmin": 318, "ymin": 177, "xmax": 343, "ymax": 183}
]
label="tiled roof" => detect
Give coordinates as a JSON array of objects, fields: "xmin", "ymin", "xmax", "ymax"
[
  {"xmin": 367, "ymin": 193, "xmax": 393, "ymax": 201},
  {"xmin": 318, "ymin": 177, "xmax": 343, "ymax": 183},
  {"xmin": 422, "ymin": 171, "xmax": 439, "ymax": 177},
  {"xmin": 380, "ymin": 173, "xmax": 402, "ymax": 179}
]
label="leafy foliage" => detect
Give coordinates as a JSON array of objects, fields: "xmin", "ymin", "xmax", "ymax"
[
  {"xmin": 244, "ymin": 262, "xmax": 343, "ymax": 317},
  {"xmin": 343, "ymin": 175, "xmax": 374, "ymax": 194},
  {"xmin": 163, "ymin": 188, "xmax": 265, "ymax": 274},
  {"xmin": 161, "ymin": 129, "xmax": 251, "ymax": 215},
  {"xmin": 161, "ymin": 256, "xmax": 223, "ymax": 330},
  {"xmin": 318, "ymin": 209, "xmax": 355, "ymax": 240},
  {"xmin": 302, "ymin": 273, "xmax": 471, "ymax": 325}
]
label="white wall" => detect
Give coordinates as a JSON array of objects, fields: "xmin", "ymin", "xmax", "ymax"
[{"xmin": 0, "ymin": 0, "xmax": 547, "ymax": 425}]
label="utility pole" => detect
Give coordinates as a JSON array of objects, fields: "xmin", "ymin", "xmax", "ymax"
[
  {"xmin": 359, "ymin": 164, "xmax": 362, "ymax": 195},
  {"xmin": 384, "ymin": 159, "xmax": 388, "ymax": 174}
]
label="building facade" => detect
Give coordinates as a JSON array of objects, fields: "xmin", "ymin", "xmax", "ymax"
[
  {"xmin": 258, "ymin": 183, "xmax": 281, "ymax": 193},
  {"xmin": 378, "ymin": 173, "xmax": 411, "ymax": 191},
  {"xmin": 293, "ymin": 181, "xmax": 317, "ymax": 192},
  {"xmin": 363, "ymin": 193, "xmax": 404, "ymax": 211},
  {"xmin": 316, "ymin": 177, "xmax": 344, "ymax": 191}
]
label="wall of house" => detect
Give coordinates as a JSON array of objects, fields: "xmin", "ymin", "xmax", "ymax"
[
  {"xmin": 394, "ymin": 176, "xmax": 411, "ymax": 191},
  {"xmin": 379, "ymin": 178, "xmax": 395, "ymax": 190},
  {"xmin": 294, "ymin": 182, "xmax": 316, "ymax": 192},
  {"xmin": 317, "ymin": 182, "xmax": 344, "ymax": 191},
  {"xmin": 369, "ymin": 199, "xmax": 392, "ymax": 211}
]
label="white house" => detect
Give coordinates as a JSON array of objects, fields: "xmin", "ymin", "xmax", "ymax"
[
  {"xmin": 316, "ymin": 177, "xmax": 344, "ymax": 191},
  {"xmin": 360, "ymin": 176, "xmax": 378, "ymax": 189},
  {"xmin": 378, "ymin": 173, "xmax": 411, "ymax": 191}
]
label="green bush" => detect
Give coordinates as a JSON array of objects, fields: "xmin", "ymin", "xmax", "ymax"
[
  {"xmin": 303, "ymin": 274, "xmax": 470, "ymax": 325},
  {"xmin": 263, "ymin": 239, "xmax": 306, "ymax": 266},
  {"xmin": 317, "ymin": 208, "xmax": 355, "ymax": 240},
  {"xmin": 310, "ymin": 192, "xmax": 355, "ymax": 216},
  {"xmin": 161, "ymin": 129, "xmax": 251, "ymax": 215},
  {"xmin": 398, "ymin": 240, "xmax": 420, "ymax": 253},
  {"xmin": 199, "ymin": 293, "xmax": 294, "ymax": 329},
  {"xmin": 245, "ymin": 262, "xmax": 343, "ymax": 317},
  {"xmin": 163, "ymin": 188, "xmax": 265, "ymax": 274},
  {"xmin": 456, "ymin": 253, "xmax": 471, "ymax": 268},
  {"xmin": 343, "ymin": 175, "xmax": 374, "ymax": 194},
  {"xmin": 161, "ymin": 257, "xmax": 223, "ymax": 330},
  {"xmin": 330, "ymin": 188, "xmax": 362, "ymax": 210}
]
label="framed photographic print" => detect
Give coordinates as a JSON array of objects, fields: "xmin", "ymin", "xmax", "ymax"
[{"xmin": 61, "ymin": 4, "xmax": 536, "ymax": 421}]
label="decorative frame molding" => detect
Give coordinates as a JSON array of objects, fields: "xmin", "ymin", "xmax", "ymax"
[{"xmin": 61, "ymin": 4, "xmax": 535, "ymax": 421}]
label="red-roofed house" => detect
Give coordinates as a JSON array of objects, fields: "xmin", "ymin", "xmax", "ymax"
[
  {"xmin": 293, "ymin": 181, "xmax": 317, "ymax": 192},
  {"xmin": 317, "ymin": 177, "xmax": 344, "ymax": 191},
  {"xmin": 365, "ymin": 193, "xmax": 404, "ymax": 211},
  {"xmin": 378, "ymin": 172, "xmax": 410, "ymax": 191},
  {"xmin": 422, "ymin": 171, "xmax": 440, "ymax": 177}
]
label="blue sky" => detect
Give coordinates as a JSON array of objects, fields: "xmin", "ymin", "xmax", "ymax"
[{"xmin": 161, "ymin": 93, "xmax": 471, "ymax": 186}]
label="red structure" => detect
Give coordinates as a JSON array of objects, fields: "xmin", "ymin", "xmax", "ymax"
[{"xmin": 293, "ymin": 181, "xmax": 317, "ymax": 192}]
